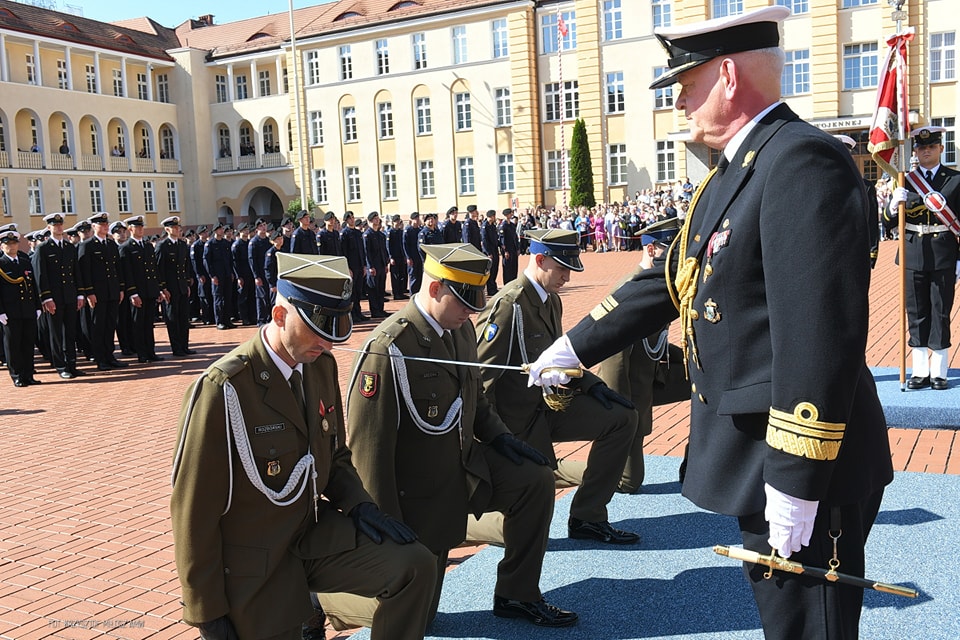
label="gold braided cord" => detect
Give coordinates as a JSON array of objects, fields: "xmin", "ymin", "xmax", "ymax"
[
  {"xmin": 766, "ymin": 403, "xmax": 845, "ymax": 461},
  {"xmin": 0, "ymin": 268, "xmax": 25, "ymax": 285},
  {"xmin": 666, "ymin": 167, "xmax": 718, "ymax": 377}
]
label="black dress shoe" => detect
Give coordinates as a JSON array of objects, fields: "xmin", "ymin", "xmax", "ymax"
[
  {"xmin": 352, "ymin": 314, "xmax": 369, "ymax": 322},
  {"xmin": 97, "ymin": 363, "xmax": 114, "ymax": 371},
  {"xmin": 26, "ymin": 378, "xmax": 42, "ymax": 385},
  {"xmin": 931, "ymin": 377, "xmax": 949, "ymax": 390},
  {"xmin": 216, "ymin": 324, "xmax": 231, "ymax": 330},
  {"xmin": 109, "ymin": 359, "xmax": 128, "ymax": 368},
  {"xmin": 493, "ymin": 596, "xmax": 578, "ymax": 627},
  {"xmin": 148, "ymin": 355, "xmax": 165, "ymax": 362},
  {"xmin": 907, "ymin": 375, "xmax": 930, "ymax": 390},
  {"xmin": 59, "ymin": 371, "xmax": 76, "ymax": 379},
  {"xmin": 121, "ymin": 349, "xmax": 136, "ymax": 356},
  {"xmin": 13, "ymin": 379, "xmax": 28, "ymax": 388},
  {"xmin": 69, "ymin": 368, "xmax": 87, "ymax": 376},
  {"xmin": 568, "ymin": 517, "xmax": 640, "ymax": 544},
  {"xmin": 184, "ymin": 348, "xmax": 197, "ymax": 355}
]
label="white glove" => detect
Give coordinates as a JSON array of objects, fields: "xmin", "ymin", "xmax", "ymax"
[
  {"xmin": 955, "ymin": 260, "xmax": 960, "ymax": 280},
  {"xmin": 888, "ymin": 187, "xmax": 909, "ymax": 212},
  {"xmin": 35, "ymin": 309, "xmax": 41, "ymax": 319},
  {"xmin": 527, "ymin": 335, "xmax": 580, "ymax": 387},
  {"xmin": 0, "ymin": 313, "xmax": 6, "ymax": 325},
  {"xmin": 764, "ymin": 483, "xmax": 818, "ymax": 558}
]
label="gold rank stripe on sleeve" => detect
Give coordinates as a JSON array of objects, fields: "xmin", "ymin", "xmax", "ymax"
[
  {"xmin": 589, "ymin": 294, "xmax": 619, "ymax": 321},
  {"xmin": 766, "ymin": 402, "xmax": 845, "ymax": 461}
]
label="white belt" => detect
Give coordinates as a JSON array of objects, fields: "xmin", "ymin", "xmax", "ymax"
[{"xmin": 905, "ymin": 223, "xmax": 949, "ymax": 234}]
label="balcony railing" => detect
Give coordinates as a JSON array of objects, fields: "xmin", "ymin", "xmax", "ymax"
[
  {"xmin": 49, "ymin": 154, "xmax": 74, "ymax": 171},
  {"xmin": 159, "ymin": 158, "xmax": 179, "ymax": 173},
  {"xmin": 0, "ymin": 150, "xmax": 8, "ymax": 167},
  {"xmin": 81, "ymin": 154, "xmax": 103, "ymax": 171},
  {"xmin": 18, "ymin": 151, "xmax": 43, "ymax": 169},
  {"xmin": 213, "ymin": 152, "xmax": 291, "ymax": 173},
  {"xmin": 134, "ymin": 157, "xmax": 154, "ymax": 172},
  {"xmin": 263, "ymin": 152, "xmax": 286, "ymax": 168},
  {"xmin": 237, "ymin": 155, "xmax": 258, "ymax": 170},
  {"xmin": 109, "ymin": 156, "xmax": 129, "ymax": 172}
]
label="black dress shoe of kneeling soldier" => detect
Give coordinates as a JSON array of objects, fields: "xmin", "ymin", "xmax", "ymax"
[
  {"xmin": 568, "ymin": 517, "xmax": 640, "ymax": 545},
  {"xmin": 907, "ymin": 375, "xmax": 930, "ymax": 390},
  {"xmin": 493, "ymin": 596, "xmax": 578, "ymax": 627},
  {"xmin": 931, "ymin": 377, "xmax": 949, "ymax": 391}
]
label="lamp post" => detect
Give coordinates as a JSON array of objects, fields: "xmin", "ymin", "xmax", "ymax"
[{"xmin": 288, "ymin": 0, "xmax": 309, "ymax": 214}]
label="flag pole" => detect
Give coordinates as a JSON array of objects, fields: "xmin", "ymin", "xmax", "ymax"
[
  {"xmin": 557, "ymin": 9, "xmax": 567, "ymax": 211},
  {"xmin": 892, "ymin": 0, "xmax": 909, "ymax": 392}
]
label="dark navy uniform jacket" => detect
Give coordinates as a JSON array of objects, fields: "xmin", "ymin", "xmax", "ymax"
[
  {"xmin": 0, "ymin": 253, "xmax": 40, "ymax": 318},
  {"xmin": 156, "ymin": 238, "xmax": 191, "ymax": 295},
  {"xmin": 78, "ymin": 236, "xmax": 124, "ymax": 301},
  {"xmin": 498, "ymin": 220, "xmax": 519, "ymax": 254},
  {"xmin": 481, "ymin": 220, "xmax": 500, "ymax": 257},
  {"xmin": 462, "ymin": 218, "xmax": 481, "ymax": 250},
  {"xmin": 232, "ymin": 238, "xmax": 254, "ymax": 281},
  {"xmin": 566, "ymin": 103, "xmax": 893, "ymax": 518},
  {"xmin": 248, "ymin": 235, "xmax": 271, "ymax": 282},
  {"xmin": 363, "ymin": 228, "xmax": 389, "ymax": 271},
  {"xmin": 387, "ymin": 227, "xmax": 405, "ymax": 264},
  {"xmin": 119, "ymin": 237, "xmax": 161, "ymax": 301},
  {"xmin": 883, "ymin": 166, "xmax": 960, "ymax": 271},
  {"xmin": 191, "ymin": 239, "xmax": 208, "ymax": 280},
  {"xmin": 317, "ymin": 229, "xmax": 343, "ymax": 256},
  {"xmin": 340, "ymin": 227, "xmax": 366, "ymax": 273},
  {"xmin": 32, "ymin": 237, "xmax": 80, "ymax": 304},
  {"xmin": 203, "ymin": 237, "xmax": 232, "ymax": 280},
  {"xmin": 417, "ymin": 226, "xmax": 443, "ymax": 258},
  {"xmin": 292, "ymin": 227, "xmax": 319, "ymax": 255},
  {"xmin": 402, "ymin": 225, "xmax": 422, "ymax": 265},
  {"xmin": 441, "ymin": 220, "xmax": 462, "ymax": 244}
]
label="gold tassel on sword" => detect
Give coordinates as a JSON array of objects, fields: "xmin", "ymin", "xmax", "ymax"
[{"xmin": 713, "ymin": 546, "xmax": 918, "ymax": 598}]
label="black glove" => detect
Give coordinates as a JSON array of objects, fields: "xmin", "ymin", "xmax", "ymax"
[
  {"xmin": 197, "ymin": 616, "xmax": 240, "ymax": 640},
  {"xmin": 491, "ymin": 433, "xmax": 550, "ymax": 466},
  {"xmin": 350, "ymin": 501, "xmax": 418, "ymax": 545},
  {"xmin": 587, "ymin": 382, "xmax": 635, "ymax": 410}
]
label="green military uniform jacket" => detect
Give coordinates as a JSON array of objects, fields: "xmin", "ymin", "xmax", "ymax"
[
  {"xmin": 346, "ymin": 301, "xmax": 510, "ymax": 554},
  {"xmin": 170, "ymin": 333, "xmax": 372, "ymax": 639},
  {"xmin": 476, "ymin": 273, "xmax": 603, "ymax": 465}
]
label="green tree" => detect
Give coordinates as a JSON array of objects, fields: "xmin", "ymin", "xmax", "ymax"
[
  {"xmin": 286, "ymin": 196, "xmax": 318, "ymax": 221},
  {"xmin": 568, "ymin": 118, "xmax": 596, "ymax": 208}
]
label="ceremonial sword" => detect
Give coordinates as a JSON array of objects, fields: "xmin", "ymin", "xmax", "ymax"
[{"xmin": 713, "ymin": 545, "xmax": 918, "ymax": 598}]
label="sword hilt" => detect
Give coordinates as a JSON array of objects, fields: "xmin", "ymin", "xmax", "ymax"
[{"xmin": 520, "ymin": 364, "xmax": 583, "ymax": 379}]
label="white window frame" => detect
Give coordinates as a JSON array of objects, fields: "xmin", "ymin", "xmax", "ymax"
[
  {"xmin": 419, "ymin": 160, "xmax": 435, "ymax": 197},
  {"xmin": 492, "ymin": 19, "xmax": 508, "ymax": 59},
  {"xmin": 382, "ymin": 163, "xmax": 398, "ymax": 200},
  {"xmin": 653, "ymin": 67, "xmax": 674, "ymax": 109},
  {"xmin": 656, "ymin": 140, "xmax": 676, "ymax": 183},
  {"xmin": 339, "ymin": 45, "xmax": 353, "ymax": 81},
  {"xmin": 137, "ymin": 72, "xmax": 148, "ymax": 100},
  {"xmin": 85, "ymin": 64, "xmax": 97, "ymax": 93},
  {"xmin": 112, "ymin": 69, "xmax": 123, "ymax": 97},
  {"xmin": 378, "ymin": 102, "xmax": 394, "ymax": 139},
  {"xmin": 413, "ymin": 33, "xmax": 428, "ymax": 70},
  {"xmin": 117, "ymin": 180, "xmax": 131, "ymax": 214},
  {"xmin": 930, "ymin": 32, "xmax": 956, "ymax": 82},
  {"xmin": 157, "ymin": 73, "xmax": 170, "ymax": 103},
  {"xmin": 712, "ymin": 0, "xmax": 743, "ymax": 18},
  {"xmin": 452, "ymin": 26, "xmax": 468, "ymax": 65},
  {"xmin": 376, "ymin": 39, "xmax": 390, "ymax": 75},
  {"xmin": 88, "ymin": 179, "xmax": 103, "ymax": 214},
  {"xmin": 841, "ymin": 0, "xmax": 877, "ymax": 7},
  {"xmin": 652, "ymin": 0, "xmax": 672, "ymax": 29},
  {"xmin": 313, "ymin": 169, "xmax": 328, "ymax": 204},
  {"xmin": 215, "ymin": 75, "xmax": 228, "ymax": 103},
  {"xmin": 782, "ymin": 49, "xmax": 811, "ymax": 96},
  {"xmin": 458, "ymin": 157, "xmax": 475, "ymax": 195},
  {"xmin": 541, "ymin": 12, "xmax": 576, "ymax": 54},
  {"xmin": 415, "ymin": 97, "xmax": 432, "ymax": 135},
  {"xmin": 28, "ymin": 178, "xmax": 43, "ymax": 215},
  {"xmin": 346, "ymin": 167, "xmax": 361, "ymax": 202},
  {"xmin": 309, "ymin": 111, "xmax": 324, "ymax": 146},
  {"xmin": 455, "ymin": 93, "xmax": 472, "ymax": 131},
  {"xmin": 167, "ymin": 181, "xmax": 180, "ymax": 212},
  {"xmin": 608, "ymin": 143, "xmax": 628, "ymax": 185},
  {"xmin": 495, "ymin": 88, "xmax": 512, "ymax": 127},
  {"xmin": 143, "ymin": 180, "xmax": 156, "ymax": 213},
  {"xmin": 305, "ymin": 50, "xmax": 321, "ymax": 85},
  {"xmin": 603, "ymin": 0, "xmax": 623, "ymax": 41},
  {"xmin": 59, "ymin": 178, "xmax": 74, "ymax": 214},
  {"xmin": 235, "ymin": 74, "xmax": 249, "ymax": 100},
  {"xmin": 1, "ymin": 178, "xmax": 11, "ymax": 217},
  {"xmin": 545, "ymin": 150, "xmax": 569, "ymax": 190},
  {"xmin": 342, "ymin": 107, "xmax": 358, "ymax": 143},
  {"xmin": 498, "ymin": 154, "xmax": 515, "ymax": 192},
  {"xmin": 606, "ymin": 72, "xmax": 624, "ymax": 114},
  {"xmin": 57, "ymin": 59, "xmax": 69, "ymax": 89},
  {"xmin": 259, "ymin": 70, "xmax": 271, "ymax": 96},
  {"xmin": 843, "ymin": 42, "xmax": 879, "ymax": 91}
]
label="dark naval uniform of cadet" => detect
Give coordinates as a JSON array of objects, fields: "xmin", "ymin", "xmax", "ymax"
[
  {"xmin": 558, "ymin": 90, "xmax": 892, "ymax": 640},
  {"xmin": 119, "ymin": 221, "xmax": 163, "ymax": 362},
  {"xmin": 320, "ymin": 244, "xmax": 567, "ymax": 629},
  {"xmin": 191, "ymin": 232, "xmax": 212, "ymax": 324},
  {"xmin": 481, "ymin": 211, "xmax": 501, "ymax": 295},
  {"xmin": 155, "ymin": 220, "xmax": 193, "ymax": 356},
  {"xmin": 362, "ymin": 216, "xmax": 389, "ymax": 317},
  {"xmin": 498, "ymin": 213, "xmax": 519, "ymax": 284},
  {"xmin": 78, "ymin": 227, "xmax": 125, "ymax": 368},
  {"xmin": 292, "ymin": 221, "xmax": 319, "ymax": 255},
  {"xmin": 317, "ymin": 226, "xmax": 343, "ymax": 257},
  {"xmin": 1, "ymin": 233, "xmax": 41, "ymax": 386},
  {"xmin": 32, "ymin": 220, "xmax": 82, "ymax": 377},
  {"xmin": 203, "ymin": 229, "xmax": 234, "ymax": 329},
  {"xmin": 248, "ymin": 228, "xmax": 272, "ymax": 324},
  {"xmin": 171, "ymin": 253, "xmax": 434, "ymax": 640},
  {"xmin": 340, "ymin": 218, "xmax": 367, "ymax": 321},
  {"xmin": 402, "ymin": 217, "xmax": 423, "ymax": 295},
  {"xmin": 231, "ymin": 232, "xmax": 255, "ymax": 325},
  {"xmin": 386, "ymin": 218, "xmax": 408, "ymax": 299},
  {"xmin": 475, "ymin": 235, "xmax": 638, "ymax": 539}
]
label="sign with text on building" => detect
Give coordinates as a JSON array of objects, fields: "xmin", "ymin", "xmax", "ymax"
[{"xmin": 810, "ymin": 117, "xmax": 871, "ymax": 131}]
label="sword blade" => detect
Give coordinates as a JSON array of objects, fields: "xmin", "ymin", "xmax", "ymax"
[{"xmin": 332, "ymin": 346, "xmax": 528, "ymax": 372}]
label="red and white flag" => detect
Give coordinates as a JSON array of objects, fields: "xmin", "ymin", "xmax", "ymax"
[
  {"xmin": 868, "ymin": 28, "xmax": 914, "ymax": 177},
  {"xmin": 557, "ymin": 15, "xmax": 568, "ymax": 38}
]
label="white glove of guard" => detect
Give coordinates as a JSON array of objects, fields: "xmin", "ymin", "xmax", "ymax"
[
  {"xmin": 35, "ymin": 309, "xmax": 41, "ymax": 319},
  {"xmin": 0, "ymin": 313, "xmax": 7, "ymax": 325},
  {"xmin": 888, "ymin": 187, "xmax": 909, "ymax": 212},
  {"xmin": 764, "ymin": 483, "xmax": 819, "ymax": 558},
  {"xmin": 527, "ymin": 334, "xmax": 580, "ymax": 387}
]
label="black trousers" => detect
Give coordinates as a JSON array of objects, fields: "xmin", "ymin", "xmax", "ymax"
[
  {"xmin": 131, "ymin": 297, "xmax": 157, "ymax": 358},
  {"xmin": 501, "ymin": 254, "xmax": 518, "ymax": 285},
  {"xmin": 389, "ymin": 261, "xmax": 407, "ymax": 297},
  {"xmin": 739, "ymin": 488, "xmax": 885, "ymax": 640},
  {"xmin": 237, "ymin": 278, "xmax": 255, "ymax": 324},
  {"xmin": 486, "ymin": 254, "xmax": 500, "ymax": 295},
  {"xmin": 87, "ymin": 298, "xmax": 119, "ymax": 365},
  {"xmin": 407, "ymin": 260, "xmax": 423, "ymax": 295},
  {"xmin": 163, "ymin": 291, "xmax": 191, "ymax": 354},
  {"xmin": 255, "ymin": 283, "xmax": 272, "ymax": 324},
  {"xmin": 366, "ymin": 270, "xmax": 387, "ymax": 315},
  {"xmin": 212, "ymin": 278, "xmax": 229, "ymax": 325},
  {"xmin": 906, "ymin": 268, "xmax": 954, "ymax": 350},
  {"xmin": 46, "ymin": 301, "xmax": 78, "ymax": 372},
  {"xmin": 3, "ymin": 316, "xmax": 37, "ymax": 382},
  {"xmin": 116, "ymin": 297, "xmax": 133, "ymax": 354}
]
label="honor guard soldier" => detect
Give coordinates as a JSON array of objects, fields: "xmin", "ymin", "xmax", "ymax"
[
  {"xmin": 171, "ymin": 252, "xmax": 436, "ymax": 640},
  {"xmin": 461, "ymin": 204, "xmax": 482, "ymax": 250},
  {"xmin": 317, "ymin": 243, "xmax": 576, "ymax": 632},
  {"xmin": 230, "ymin": 223, "xmax": 255, "ymax": 325},
  {"xmin": 317, "ymin": 211, "xmax": 343, "ymax": 257},
  {"xmin": 119, "ymin": 216, "xmax": 164, "ymax": 363},
  {"xmin": 527, "ymin": 8, "xmax": 893, "ymax": 638},
  {"xmin": 191, "ymin": 226, "xmax": 213, "ymax": 324},
  {"xmin": 596, "ymin": 219, "xmax": 689, "ymax": 493},
  {"xmin": 481, "ymin": 209, "xmax": 501, "ymax": 295},
  {"xmin": 292, "ymin": 210, "xmax": 319, "ymax": 255},
  {"xmin": 340, "ymin": 211, "xmax": 368, "ymax": 322},
  {"xmin": 204, "ymin": 223, "xmax": 236, "ymax": 330},
  {"xmin": 363, "ymin": 212, "xmax": 390, "ymax": 318},
  {"xmin": 79, "ymin": 213, "xmax": 128, "ymax": 371},
  {"xmin": 155, "ymin": 216, "xmax": 196, "ymax": 357},
  {"xmin": 1, "ymin": 230, "xmax": 41, "ymax": 386},
  {"xmin": 402, "ymin": 212, "xmax": 424, "ymax": 294},
  {"xmin": 32, "ymin": 212, "xmax": 85, "ymax": 379},
  {"xmin": 440, "ymin": 206, "xmax": 462, "ymax": 243},
  {"xmin": 474, "ymin": 229, "xmax": 640, "ymax": 545},
  {"xmin": 387, "ymin": 214, "xmax": 409, "ymax": 300},
  {"xmin": 887, "ymin": 125, "xmax": 960, "ymax": 390},
  {"xmin": 498, "ymin": 209, "xmax": 520, "ymax": 284},
  {"xmin": 248, "ymin": 218, "xmax": 273, "ymax": 325}
]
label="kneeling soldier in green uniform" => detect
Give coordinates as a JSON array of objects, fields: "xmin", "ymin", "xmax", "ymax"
[
  {"xmin": 170, "ymin": 252, "xmax": 436, "ymax": 640},
  {"xmin": 317, "ymin": 243, "xmax": 577, "ymax": 632}
]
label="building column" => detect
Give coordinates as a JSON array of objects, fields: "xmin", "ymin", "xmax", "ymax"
[
  {"xmin": 93, "ymin": 51, "xmax": 101, "ymax": 94},
  {"xmin": 64, "ymin": 46, "xmax": 74, "ymax": 90},
  {"xmin": 32, "ymin": 40, "xmax": 42, "ymax": 85},
  {"xmin": 251, "ymin": 59, "xmax": 259, "ymax": 99},
  {"xmin": 276, "ymin": 56, "xmax": 284, "ymax": 94},
  {"xmin": 227, "ymin": 63, "xmax": 235, "ymax": 102},
  {"xmin": 146, "ymin": 63, "xmax": 154, "ymax": 101},
  {"xmin": 0, "ymin": 33, "xmax": 7, "ymax": 83},
  {"xmin": 121, "ymin": 57, "xmax": 129, "ymax": 98}
]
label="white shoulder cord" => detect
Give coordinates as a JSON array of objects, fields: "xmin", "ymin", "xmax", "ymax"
[
  {"xmin": 642, "ymin": 328, "xmax": 669, "ymax": 361},
  {"xmin": 222, "ymin": 380, "xmax": 318, "ymax": 516},
  {"xmin": 388, "ymin": 342, "xmax": 463, "ymax": 442},
  {"xmin": 512, "ymin": 302, "xmax": 528, "ymax": 364}
]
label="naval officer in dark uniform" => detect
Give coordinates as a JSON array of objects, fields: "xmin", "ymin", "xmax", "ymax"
[
  {"xmin": 887, "ymin": 125, "xmax": 960, "ymax": 390},
  {"xmin": 119, "ymin": 215, "xmax": 164, "ymax": 363},
  {"xmin": 527, "ymin": 8, "xmax": 893, "ymax": 638},
  {"xmin": 248, "ymin": 218, "xmax": 272, "ymax": 325},
  {"xmin": 402, "ymin": 212, "xmax": 423, "ymax": 294},
  {"xmin": 340, "ymin": 211, "xmax": 367, "ymax": 322},
  {"xmin": 155, "ymin": 216, "xmax": 195, "ymax": 357},
  {"xmin": 481, "ymin": 209, "xmax": 501, "ymax": 296},
  {"xmin": 318, "ymin": 243, "xmax": 575, "ymax": 631},
  {"xmin": 317, "ymin": 211, "xmax": 343, "ymax": 257},
  {"xmin": 204, "ymin": 223, "xmax": 235, "ymax": 330},
  {"xmin": 498, "ymin": 209, "xmax": 519, "ymax": 284},
  {"xmin": 386, "ymin": 214, "xmax": 409, "ymax": 300},
  {"xmin": 292, "ymin": 210, "xmax": 319, "ymax": 254},
  {"xmin": 1, "ymin": 230, "xmax": 41, "ymax": 386},
  {"xmin": 440, "ymin": 206, "xmax": 462, "ymax": 243},
  {"xmin": 171, "ymin": 252, "xmax": 436, "ymax": 640},
  {"xmin": 32, "ymin": 212, "xmax": 84, "ymax": 379},
  {"xmin": 461, "ymin": 204, "xmax": 482, "ymax": 250},
  {"xmin": 78, "ymin": 213, "xmax": 127, "ymax": 370}
]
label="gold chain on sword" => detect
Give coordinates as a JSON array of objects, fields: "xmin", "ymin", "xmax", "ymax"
[
  {"xmin": 333, "ymin": 346, "xmax": 583, "ymax": 411},
  {"xmin": 713, "ymin": 546, "xmax": 918, "ymax": 598}
]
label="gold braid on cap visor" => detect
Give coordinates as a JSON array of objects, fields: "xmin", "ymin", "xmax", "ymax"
[{"xmin": 666, "ymin": 166, "xmax": 719, "ymax": 378}]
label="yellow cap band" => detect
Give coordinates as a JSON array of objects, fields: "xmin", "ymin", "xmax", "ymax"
[{"xmin": 424, "ymin": 256, "xmax": 489, "ymax": 286}]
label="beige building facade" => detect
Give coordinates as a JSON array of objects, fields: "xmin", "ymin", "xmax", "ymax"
[{"xmin": 1, "ymin": 0, "xmax": 957, "ymax": 231}]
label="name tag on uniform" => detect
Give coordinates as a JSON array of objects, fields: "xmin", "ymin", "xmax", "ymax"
[{"xmin": 254, "ymin": 423, "xmax": 286, "ymax": 435}]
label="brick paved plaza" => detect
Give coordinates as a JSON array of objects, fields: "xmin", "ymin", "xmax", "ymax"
[{"xmin": 0, "ymin": 240, "xmax": 957, "ymax": 639}]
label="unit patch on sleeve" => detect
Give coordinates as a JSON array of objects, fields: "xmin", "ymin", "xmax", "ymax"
[{"xmin": 359, "ymin": 371, "xmax": 379, "ymax": 398}]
